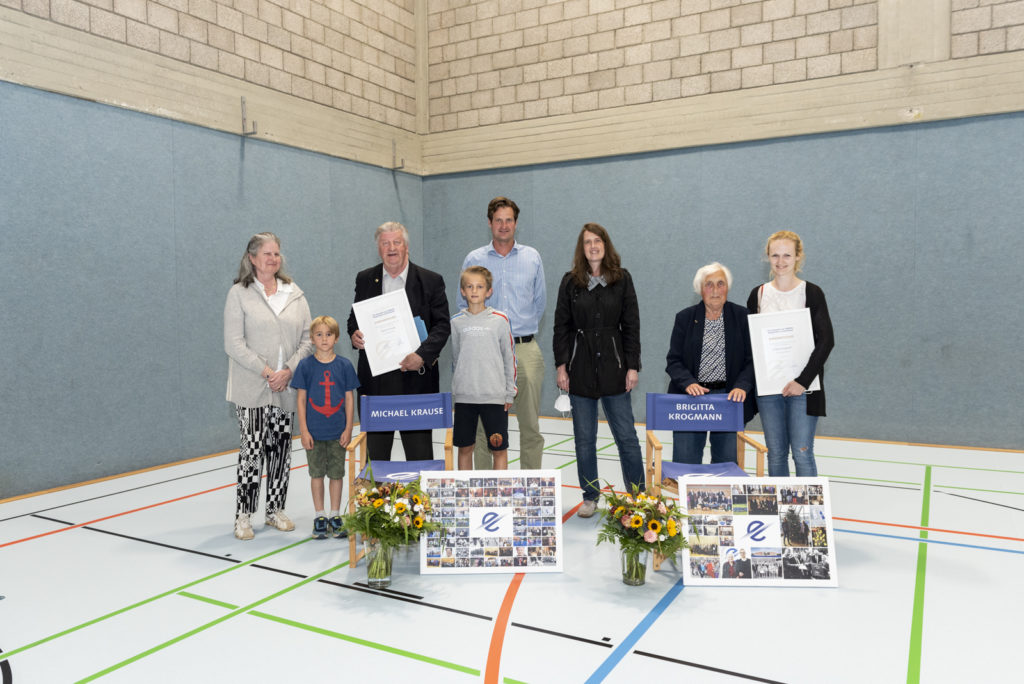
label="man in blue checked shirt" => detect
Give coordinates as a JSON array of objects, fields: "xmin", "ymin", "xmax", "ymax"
[{"xmin": 460, "ymin": 197, "xmax": 547, "ymax": 470}]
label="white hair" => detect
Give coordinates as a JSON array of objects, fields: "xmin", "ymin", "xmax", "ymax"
[
  {"xmin": 374, "ymin": 221, "xmax": 409, "ymax": 244},
  {"xmin": 692, "ymin": 262, "xmax": 733, "ymax": 296}
]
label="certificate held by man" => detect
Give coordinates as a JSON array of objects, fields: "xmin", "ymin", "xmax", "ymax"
[
  {"xmin": 748, "ymin": 309, "xmax": 821, "ymax": 396},
  {"xmin": 352, "ymin": 289, "xmax": 421, "ymax": 376}
]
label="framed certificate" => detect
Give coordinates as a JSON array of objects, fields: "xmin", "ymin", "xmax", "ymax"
[
  {"xmin": 748, "ymin": 309, "xmax": 820, "ymax": 396},
  {"xmin": 351, "ymin": 289, "xmax": 420, "ymax": 376}
]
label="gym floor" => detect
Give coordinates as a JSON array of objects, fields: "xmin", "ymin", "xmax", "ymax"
[{"xmin": 1, "ymin": 417, "xmax": 1021, "ymax": 683}]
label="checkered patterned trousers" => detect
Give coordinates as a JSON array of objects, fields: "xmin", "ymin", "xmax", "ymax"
[{"xmin": 235, "ymin": 405, "xmax": 292, "ymax": 517}]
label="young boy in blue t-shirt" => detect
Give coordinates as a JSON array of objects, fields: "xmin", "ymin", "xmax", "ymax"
[{"xmin": 290, "ymin": 315, "xmax": 360, "ymax": 538}]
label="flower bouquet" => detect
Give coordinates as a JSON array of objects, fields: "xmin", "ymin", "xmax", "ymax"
[
  {"xmin": 596, "ymin": 485, "xmax": 688, "ymax": 585},
  {"xmin": 343, "ymin": 480, "xmax": 443, "ymax": 588}
]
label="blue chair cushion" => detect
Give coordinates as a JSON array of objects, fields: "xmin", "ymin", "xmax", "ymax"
[
  {"xmin": 661, "ymin": 462, "xmax": 748, "ymax": 480},
  {"xmin": 357, "ymin": 459, "xmax": 447, "ymax": 483}
]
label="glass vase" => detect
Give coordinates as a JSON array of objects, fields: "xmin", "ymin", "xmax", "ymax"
[
  {"xmin": 364, "ymin": 539, "xmax": 394, "ymax": 589},
  {"xmin": 620, "ymin": 548, "xmax": 650, "ymax": 586}
]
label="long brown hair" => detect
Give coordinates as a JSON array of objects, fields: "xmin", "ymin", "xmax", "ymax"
[
  {"xmin": 234, "ymin": 232, "xmax": 293, "ymax": 287},
  {"xmin": 570, "ymin": 222, "xmax": 623, "ymax": 287}
]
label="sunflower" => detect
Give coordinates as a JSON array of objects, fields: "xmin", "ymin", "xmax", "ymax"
[
  {"xmin": 613, "ymin": 506, "xmax": 625, "ymax": 518},
  {"xmin": 647, "ymin": 519, "xmax": 662, "ymax": 533},
  {"xmin": 630, "ymin": 514, "xmax": 644, "ymax": 528},
  {"xmin": 372, "ymin": 499, "xmax": 384, "ymax": 508},
  {"xmin": 412, "ymin": 494, "xmax": 422, "ymax": 506},
  {"xmin": 395, "ymin": 501, "xmax": 408, "ymax": 514},
  {"xmin": 666, "ymin": 519, "xmax": 677, "ymax": 537},
  {"xmin": 413, "ymin": 516, "xmax": 424, "ymax": 529}
]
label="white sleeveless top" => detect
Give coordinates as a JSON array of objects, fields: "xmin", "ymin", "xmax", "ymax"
[{"xmin": 758, "ymin": 280, "xmax": 806, "ymax": 313}]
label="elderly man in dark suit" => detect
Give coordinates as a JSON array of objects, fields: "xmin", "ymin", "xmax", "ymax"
[{"xmin": 347, "ymin": 221, "xmax": 450, "ymax": 460}]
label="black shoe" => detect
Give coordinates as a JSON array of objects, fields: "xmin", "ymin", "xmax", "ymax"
[
  {"xmin": 312, "ymin": 516, "xmax": 329, "ymax": 539},
  {"xmin": 330, "ymin": 516, "xmax": 348, "ymax": 538}
]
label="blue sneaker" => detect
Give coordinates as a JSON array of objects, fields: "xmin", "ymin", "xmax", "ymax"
[
  {"xmin": 312, "ymin": 516, "xmax": 329, "ymax": 539},
  {"xmin": 330, "ymin": 516, "xmax": 347, "ymax": 538}
]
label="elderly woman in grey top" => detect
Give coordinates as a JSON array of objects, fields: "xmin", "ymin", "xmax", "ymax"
[{"xmin": 224, "ymin": 232, "xmax": 312, "ymax": 540}]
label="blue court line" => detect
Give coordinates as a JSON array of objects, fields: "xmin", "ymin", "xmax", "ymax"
[
  {"xmin": 835, "ymin": 528, "xmax": 1024, "ymax": 555},
  {"xmin": 584, "ymin": 578, "xmax": 685, "ymax": 683}
]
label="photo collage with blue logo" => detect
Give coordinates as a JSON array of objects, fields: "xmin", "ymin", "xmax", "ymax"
[
  {"xmin": 681, "ymin": 477, "xmax": 839, "ymax": 587},
  {"xmin": 420, "ymin": 470, "xmax": 564, "ymax": 574}
]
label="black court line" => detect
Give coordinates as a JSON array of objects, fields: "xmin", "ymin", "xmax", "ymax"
[
  {"xmin": 30, "ymin": 515, "xmax": 243, "ymax": 565},
  {"xmin": 633, "ymin": 649, "xmax": 787, "ymax": 683},
  {"xmin": 934, "ymin": 489, "xmax": 1024, "ymax": 513},
  {"xmin": 351, "ymin": 582, "xmax": 424, "ymax": 600},
  {"xmin": 0, "ymin": 646, "xmax": 12, "ymax": 684},
  {"xmin": 0, "ymin": 464, "xmax": 237, "ymax": 524},
  {"xmin": 250, "ymin": 564, "xmax": 307, "ymax": 578},
  {"xmin": 509, "ymin": 621, "xmax": 613, "ymax": 648},
  {"xmin": 317, "ymin": 580, "xmax": 493, "ymax": 620},
  {"xmin": 0, "ymin": 422, "xmax": 578, "ymax": 525},
  {"xmin": 28, "ymin": 514, "xmax": 640, "ymax": 654}
]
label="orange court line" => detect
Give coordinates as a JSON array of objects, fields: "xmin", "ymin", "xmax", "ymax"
[
  {"xmin": 0, "ymin": 463, "xmax": 311, "ymax": 549},
  {"xmin": 484, "ymin": 572, "xmax": 525, "ymax": 684},
  {"xmin": 483, "ymin": 501, "xmax": 584, "ymax": 683},
  {"xmin": 0, "ymin": 482, "xmax": 237, "ymax": 549},
  {"xmin": 0, "ymin": 447, "xmax": 241, "ymax": 504},
  {"xmin": 833, "ymin": 516, "xmax": 1024, "ymax": 543}
]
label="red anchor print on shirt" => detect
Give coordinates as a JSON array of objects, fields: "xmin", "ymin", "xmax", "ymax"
[{"xmin": 310, "ymin": 370, "xmax": 343, "ymax": 417}]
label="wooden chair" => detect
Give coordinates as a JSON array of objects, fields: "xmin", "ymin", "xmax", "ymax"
[
  {"xmin": 645, "ymin": 430, "xmax": 766, "ymax": 571},
  {"xmin": 345, "ymin": 393, "xmax": 454, "ymax": 566},
  {"xmin": 646, "ymin": 431, "xmax": 767, "ymax": 497}
]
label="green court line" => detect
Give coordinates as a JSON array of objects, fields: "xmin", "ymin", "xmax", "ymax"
[
  {"xmin": 0, "ymin": 537, "xmax": 311, "ymax": 663},
  {"xmin": 79, "ymin": 559, "xmax": 350, "ymax": 681},
  {"xmin": 490, "ymin": 435, "xmax": 579, "ymax": 466},
  {"xmin": 176, "ymin": 583, "xmax": 523, "ymax": 680},
  {"xmin": 249, "ymin": 611, "xmax": 480, "ymax": 676},
  {"xmin": 177, "ymin": 592, "xmax": 238, "ymax": 610},
  {"xmin": 555, "ymin": 459, "xmax": 578, "ymax": 470},
  {"xmin": 816, "ymin": 453, "xmax": 1024, "ymax": 475},
  {"xmin": 907, "ymin": 465, "xmax": 931, "ymax": 684},
  {"xmin": 932, "ymin": 484, "xmax": 1024, "ymax": 496},
  {"xmin": 547, "ymin": 435, "xmax": 576, "ymax": 448}
]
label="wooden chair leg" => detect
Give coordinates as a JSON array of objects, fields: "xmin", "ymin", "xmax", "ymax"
[
  {"xmin": 347, "ymin": 432, "xmax": 368, "ymax": 566},
  {"xmin": 443, "ymin": 428, "xmax": 453, "ymax": 470}
]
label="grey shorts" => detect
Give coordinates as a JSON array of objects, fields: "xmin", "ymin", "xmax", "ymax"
[{"xmin": 308, "ymin": 439, "xmax": 346, "ymax": 479}]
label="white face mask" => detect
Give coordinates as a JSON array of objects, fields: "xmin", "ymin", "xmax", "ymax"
[{"xmin": 553, "ymin": 392, "xmax": 571, "ymax": 413}]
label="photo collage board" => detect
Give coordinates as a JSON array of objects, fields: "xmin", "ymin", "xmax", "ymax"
[
  {"xmin": 681, "ymin": 477, "xmax": 839, "ymax": 587},
  {"xmin": 420, "ymin": 470, "xmax": 563, "ymax": 574}
]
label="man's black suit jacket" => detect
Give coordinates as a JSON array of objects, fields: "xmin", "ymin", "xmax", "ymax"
[{"xmin": 347, "ymin": 261, "xmax": 451, "ymax": 396}]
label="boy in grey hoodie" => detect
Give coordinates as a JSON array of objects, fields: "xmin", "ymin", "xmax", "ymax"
[{"xmin": 451, "ymin": 266, "xmax": 518, "ymax": 470}]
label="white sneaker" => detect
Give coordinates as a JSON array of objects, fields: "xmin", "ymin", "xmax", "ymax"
[
  {"xmin": 265, "ymin": 510, "xmax": 295, "ymax": 531},
  {"xmin": 577, "ymin": 500, "xmax": 598, "ymax": 518},
  {"xmin": 234, "ymin": 514, "xmax": 254, "ymax": 540}
]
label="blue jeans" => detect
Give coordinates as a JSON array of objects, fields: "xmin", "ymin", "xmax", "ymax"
[
  {"xmin": 672, "ymin": 430, "xmax": 737, "ymax": 464},
  {"xmin": 756, "ymin": 393, "xmax": 819, "ymax": 476},
  {"xmin": 570, "ymin": 392, "xmax": 646, "ymax": 501},
  {"xmin": 672, "ymin": 388, "xmax": 737, "ymax": 464}
]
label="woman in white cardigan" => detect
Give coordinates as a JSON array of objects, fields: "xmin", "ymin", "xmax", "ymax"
[{"xmin": 224, "ymin": 233, "xmax": 312, "ymax": 540}]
